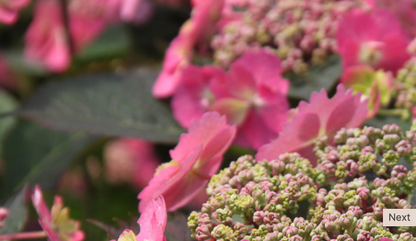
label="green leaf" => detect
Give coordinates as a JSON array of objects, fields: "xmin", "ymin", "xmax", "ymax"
[
  {"xmin": 0, "ymin": 90, "xmax": 18, "ymax": 148},
  {"xmin": 1, "ymin": 119, "xmax": 94, "ymax": 197},
  {"xmin": 364, "ymin": 115, "xmax": 412, "ymax": 131},
  {"xmin": 0, "ymin": 188, "xmax": 27, "ymax": 235},
  {"xmin": 19, "ymin": 68, "xmax": 184, "ymax": 143},
  {"xmin": 286, "ymin": 55, "xmax": 342, "ymax": 100},
  {"xmin": 1, "ymin": 50, "xmax": 47, "ymax": 77},
  {"xmin": 75, "ymin": 25, "xmax": 130, "ymax": 62}
]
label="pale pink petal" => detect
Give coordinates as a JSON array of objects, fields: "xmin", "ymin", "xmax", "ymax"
[
  {"xmin": 137, "ymin": 196, "xmax": 167, "ymax": 241},
  {"xmin": 256, "ymin": 85, "xmax": 368, "ymax": 165},
  {"xmin": 139, "ymin": 112, "xmax": 236, "ymax": 211},
  {"xmin": 32, "ymin": 186, "xmax": 61, "ymax": 241},
  {"xmin": 104, "ymin": 138, "xmax": 160, "ymax": 188},
  {"xmin": 138, "ymin": 145, "xmax": 202, "ymax": 211},
  {"xmin": 170, "ymin": 112, "xmax": 236, "ymax": 164}
]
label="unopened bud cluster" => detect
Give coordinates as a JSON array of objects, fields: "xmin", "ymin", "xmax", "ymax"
[
  {"xmin": 188, "ymin": 123, "xmax": 416, "ymax": 240},
  {"xmin": 211, "ymin": 0, "xmax": 366, "ymax": 74},
  {"xmin": 395, "ymin": 58, "xmax": 416, "ymax": 118}
]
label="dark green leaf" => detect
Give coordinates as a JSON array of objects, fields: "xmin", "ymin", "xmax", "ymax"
[
  {"xmin": 1, "ymin": 119, "xmax": 94, "ymax": 197},
  {"xmin": 0, "ymin": 188, "xmax": 27, "ymax": 235},
  {"xmin": 19, "ymin": 68, "xmax": 184, "ymax": 143},
  {"xmin": 286, "ymin": 55, "xmax": 342, "ymax": 100},
  {"xmin": 364, "ymin": 115, "xmax": 412, "ymax": 132},
  {"xmin": 75, "ymin": 25, "xmax": 130, "ymax": 62},
  {"xmin": 0, "ymin": 90, "xmax": 17, "ymax": 149},
  {"xmin": 2, "ymin": 50, "xmax": 47, "ymax": 77}
]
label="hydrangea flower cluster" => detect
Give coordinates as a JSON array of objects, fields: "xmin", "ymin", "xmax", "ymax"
[
  {"xmin": 188, "ymin": 121, "xmax": 416, "ymax": 240},
  {"xmin": 211, "ymin": 0, "xmax": 369, "ymax": 73},
  {"xmin": 394, "ymin": 58, "xmax": 416, "ymax": 118}
]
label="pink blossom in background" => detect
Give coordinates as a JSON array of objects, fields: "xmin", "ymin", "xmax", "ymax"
[
  {"xmin": 172, "ymin": 50, "xmax": 289, "ymax": 150},
  {"xmin": 0, "ymin": 0, "xmax": 30, "ymax": 24},
  {"xmin": 32, "ymin": 185, "xmax": 85, "ymax": 241},
  {"xmin": 118, "ymin": 0, "xmax": 154, "ymax": 24},
  {"xmin": 371, "ymin": 0, "xmax": 416, "ymax": 37},
  {"xmin": 25, "ymin": 0, "xmax": 122, "ymax": 72},
  {"xmin": 172, "ymin": 65, "xmax": 226, "ymax": 128},
  {"xmin": 68, "ymin": 0, "xmax": 119, "ymax": 51},
  {"xmin": 104, "ymin": 138, "xmax": 160, "ymax": 189},
  {"xmin": 24, "ymin": 0, "xmax": 71, "ymax": 72},
  {"xmin": 138, "ymin": 112, "xmax": 236, "ymax": 212},
  {"xmin": 336, "ymin": 8, "xmax": 411, "ymax": 74},
  {"xmin": 152, "ymin": 0, "xmax": 225, "ymax": 98},
  {"xmin": 379, "ymin": 238, "xmax": 393, "ymax": 241},
  {"xmin": 256, "ymin": 85, "xmax": 368, "ymax": 166}
]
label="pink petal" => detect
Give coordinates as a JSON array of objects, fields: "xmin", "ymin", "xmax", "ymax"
[
  {"xmin": 171, "ymin": 65, "xmax": 225, "ymax": 128},
  {"xmin": 0, "ymin": 0, "xmax": 30, "ymax": 24},
  {"xmin": 231, "ymin": 49, "xmax": 289, "ymax": 94},
  {"xmin": 170, "ymin": 112, "xmax": 236, "ymax": 164},
  {"xmin": 256, "ymin": 85, "xmax": 368, "ymax": 165},
  {"xmin": 139, "ymin": 112, "xmax": 236, "ymax": 211},
  {"xmin": 138, "ymin": 145, "xmax": 202, "ymax": 211},
  {"xmin": 24, "ymin": 0, "xmax": 71, "ymax": 72},
  {"xmin": 152, "ymin": 0, "xmax": 224, "ymax": 98},
  {"xmin": 137, "ymin": 196, "xmax": 167, "ymax": 241}
]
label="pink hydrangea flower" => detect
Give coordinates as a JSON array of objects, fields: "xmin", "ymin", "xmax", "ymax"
[
  {"xmin": 25, "ymin": 0, "xmax": 120, "ymax": 72},
  {"xmin": 117, "ymin": 0, "xmax": 154, "ymax": 24},
  {"xmin": 370, "ymin": 0, "xmax": 416, "ymax": 37},
  {"xmin": 379, "ymin": 238, "xmax": 393, "ymax": 241},
  {"xmin": 172, "ymin": 49, "xmax": 289, "ymax": 150},
  {"xmin": 24, "ymin": 0, "xmax": 71, "ymax": 72},
  {"xmin": 32, "ymin": 185, "xmax": 85, "ymax": 241},
  {"xmin": 0, "ymin": 0, "xmax": 30, "ymax": 24},
  {"xmin": 104, "ymin": 138, "xmax": 160, "ymax": 189},
  {"xmin": 172, "ymin": 65, "xmax": 226, "ymax": 128},
  {"xmin": 211, "ymin": 49, "xmax": 289, "ymax": 149},
  {"xmin": 138, "ymin": 112, "xmax": 236, "ymax": 212},
  {"xmin": 112, "ymin": 196, "xmax": 167, "ymax": 241},
  {"xmin": 256, "ymin": 85, "xmax": 368, "ymax": 166},
  {"xmin": 152, "ymin": 0, "xmax": 224, "ymax": 98},
  {"xmin": 336, "ymin": 8, "xmax": 411, "ymax": 74},
  {"xmin": 68, "ymin": 0, "xmax": 119, "ymax": 51}
]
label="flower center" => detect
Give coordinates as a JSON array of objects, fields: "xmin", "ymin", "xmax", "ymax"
[{"xmin": 358, "ymin": 41, "xmax": 385, "ymax": 67}]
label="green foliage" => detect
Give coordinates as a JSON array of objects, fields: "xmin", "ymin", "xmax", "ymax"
[
  {"xmin": 0, "ymin": 188, "xmax": 27, "ymax": 235},
  {"xmin": 286, "ymin": 54, "xmax": 342, "ymax": 100},
  {"xmin": 1, "ymin": 119, "xmax": 94, "ymax": 197},
  {"xmin": 18, "ymin": 68, "xmax": 184, "ymax": 143}
]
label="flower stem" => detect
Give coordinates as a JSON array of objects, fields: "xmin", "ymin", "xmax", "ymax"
[{"xmin": 0, "ymin": 231, "xmax": 47, "ymax": 240}]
